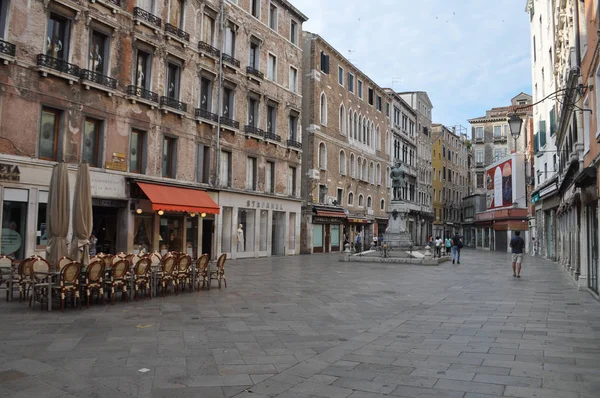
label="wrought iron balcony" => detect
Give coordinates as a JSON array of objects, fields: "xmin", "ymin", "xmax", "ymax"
[
  {"xmin": 244, "ymin": 125, "xmax": 264, "ymax": 139},
  {"xmin": 220, "ymin": 116, "xmax": 239, "ymax": 129},
  {"xmin": 89, "ymin": 0, "xmax": 122, "ymax": 7},
  {"xmin": 0, "ymin": 39, "xmax": 16, "ymax": 57},
  {"xmin": 198, "ymin": 41, "xmax": 220, "ymax": 58},
  {"xmin": 160, "ymin": 96, "xmax": 187, "ymax": 113},
  {"xmin": 126, "ymin": 85, "xmax": 159, "ymax": 103},
  {"xmin": 246, "ymin": 66, "xmax": 264, "ymax": 80},
  {"xmin": 222, "ymin": 53, "xmax": 240, "ymax": 68},
  {"xmin": 133, "ymin": 7, "xmax": 161, "ymax": 28},
  {"xmin": 195, "ymin": 108, "xmax": 219, "ymax": 123},
  {"xmin": 264, "ymin": 132, "xmax": 281, "ymax": 142},
  {"xmin": 37, "ymin": 54, "xmax": 80, "ymax": 78},
  {"xmin": 165, "ymin": 23, "xmax": 190, "ymax": 42},
  {"xmin": 493, "ymin": 135, "xmax": 507, "ymax": 143},
  {"xmin": 287, "ymin": 139, "xmax": 302, "ymax": 149},
  {"xmin": 80, "ymin": 69, "xmax": 117, "ymax": 89}
]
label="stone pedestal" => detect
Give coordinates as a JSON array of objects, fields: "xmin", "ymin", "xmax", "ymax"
[{"xmin": 384, "ymin": 201, "xmax": 414, "ymax": 249}]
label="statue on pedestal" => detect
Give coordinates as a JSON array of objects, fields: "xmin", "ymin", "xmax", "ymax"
[{"xmin": 390, "ymin": 162, "xmax": 407, "ymax": 201}]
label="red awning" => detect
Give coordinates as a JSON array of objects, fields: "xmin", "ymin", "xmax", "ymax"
[
  {"xmin": 315, "ymin": 209, "xmax": 347, "ymax": 218},
  {"xmin": 137, "ymin": 182, "xmax": 220, "ymax": 214}
]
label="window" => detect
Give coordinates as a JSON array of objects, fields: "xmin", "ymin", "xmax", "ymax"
[
  {"xmin": 368, "ymin": 87, "xmax": 374, "ymax": 105},
  {"xmin": 358, "ymin": 80, "xmax": 363, "ymax": 99},
  {"xmin": 386, "ymin": 103, "xmax": 390, "ymax": 117},
  {"xmin": 199, "ymin": 76, "xmax": 212, "ymax": 111},
  {"xmin": 46, "ymin": 13, "xmax": 70, "ymax": 61},
  {"xmin": 220, "ymin": 150, "xmax": 232, "ymax": 187},
  {"xmin": 369, "ymin": 162, "xmax": 374, "ymax": 183},
  {"xmin": 493, "ymin": 125, "xmax": 502, "ymax": 138},
  {"xmin": 339, "ymin": 150, "xmax": 346, "ymax": 175},
  {"xmin": 376, "ymin": 163, "xmax": 381, "ymax": 184},
  {"xmin": 39, "ymin": 107, "xmax": 61, "ymax": 161},
  {"xmin": 82, "ymin": 118, "xmax": 102, "ymax": 167},
  {"xmin": 358, "ymin": 194, "xmax": 364, "ymax": 207},
  {"xmin": 320, "ymin": 92, "xmax": 327, "ymax": 125},
  {"xmin": 265, "ymin": 161, "xmax": 275, "ymax": 193},
  {"xmin": 267, "ymin": 103, "xmax": 277, "ymax": 133},
  {"xmin": 533, "ymin": 35, "xmax": 536, "ymax": 62},
  {"xmin": 320, "ymin": 51, "xmax": 329, "ymax": 74},
  {"xmin": 222, "ymin": 86, "xmax": 234, "ymax": 118},
  {"xmin": 166, "ymin": 62, "xmax": 181, "ymax": 100},
  {"xmin": 134, "ymin": 48, "xmax": 151, "ymax": 90},
  {"xmin": 380, "ymin": 199, "xmax": 385, "ymax": 211},
  {"xmin": 129, "ymin": 129, "xmax": 146, "ymax": 174},
  {"xmin": 289, "ymin": 112, "xmax": 298, "ymax": 141},
  {"xmin": 367, "ymin": 196, "xmax": 372, "ymax": 209},
  {"xmin": 349, "ymin": 154, "xmax": 355, "ymax": 178},
  {"xmin": 169, "ymin": 0, "xmax": 184, "ymax": 28},
  {"xmin": 289, "ymin": 66, "xmax": 298, "ymax": 93},
  {"xmin": 494, "ymin": 148, "xmax": 504, "ymax": 161},
  {"xmin": 201, "ymin": 13, "xmax": 215, "ymax": 45},
  {"xmin": 476, "ymin": 172, "xmax": 484, "ymax": 188},
  {"xmin": 348, "ymin": 192, "xmax": 354, "ymax": 205},
  {"xmin": 348, "ymin": 73, "xmax": 354, "ymax": 93},
  {"xmin": 290, "ymin": 20, "xmax": 298, "ymax": 45},
  {"xmin": 247, "ymin": 157, "xmax": 257, "ymax": 190},
  {"xmin": 338, "ymin": 66, "xmax": 344, "ymax": 86},
  {"xmin": 247, "ymin": 96, "xmax": 258, "ymax": 126},
  {"xmin": 250, "ymin": 0, "xmax": 259, "ymax": 18},
  {"xmin": 249, "ymin": 40, "xmax": 259, "ymax": 69},
  {"xmin": 376, "ymin": 95, "xmax": 382, "ymax": 111},
  {"xmin": 224, "ymin": 22, "xmax": 236, "ymax": 57},
  {"xmin": 475, "ymin": 126, "xmax": 483, "ymax": 139},
  {"xmin": 336, "ymin": 188, "xmax": 343, "ymax": 205},
  {"xmin": 162, "ymin": 136, "xmax": 177, "ymax": 178},
  {"xmin": 288, "ymin": 166, "xmax": 297, "ymax": 196},
  {"xmin": 318, "ymin": 142, "xmax": 327, "ymax": 169},
  {"xmin": 318, "ymin": 185, "xmax": 327, "ymax": 204},
  {"xmin": 475, "ymin": 150, "xmax": 484, "ymax": 163},
  {"xmin": 267, "ymin": 53, "xmax": 276, "ymax": 81},
  {"xmin": 0, "ymin": 0, "xmax": 10, "ymax": 39},
  {"xmin": 269, "ymin": 3, "xmax": 278, "ymax": 30},
  {"xmin": 89, "ymin": 30, "xmax": 109, "ymax": 75},
  {"xmin": 196, "ymin": 144, "xmax": 211, "ymax": 183},
  {"xmin": 339, "ymin": 105, "xmax": 346, "ymax": 135}
]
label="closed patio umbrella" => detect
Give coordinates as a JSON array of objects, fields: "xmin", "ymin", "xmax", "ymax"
[
  {"xmin": 70, "ymin": 163, "xmax": 92, "ymax": 266},
  {"xmin": 46, "ymin": 162, "xmax": 70, "ymax": 269}
]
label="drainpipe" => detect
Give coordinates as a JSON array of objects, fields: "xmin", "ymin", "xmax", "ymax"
[{"xmin": 214, "ymin": 0, "xmax": 225, "ymax": 188}]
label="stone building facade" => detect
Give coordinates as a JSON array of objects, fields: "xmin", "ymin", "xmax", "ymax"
[
  {"xmin": 300, "ymin": 32, "xmax": 391, "ymax": 253},
  {"xmin": 0, "ymin": 0, "xmax": 307, "ymax": 261}
]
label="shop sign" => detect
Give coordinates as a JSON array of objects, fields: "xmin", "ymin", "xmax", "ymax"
[
  {"xmin": 91, "ymin": 173, "xmax": 126, "ymax": 198},
  {"xmin": 105, "ymin": 152, "xmax": 127, "ymax": 172},
  {"xmin": 313, "ymin": 216, "xmax": 342, "ymax": 224},
  {"xmin": 0, "ymin": 163, "xmax": 20, "ymax": 182},
  {"xmin": 246, "ymin": 200, "xmax": 284, "ymax": 210},
  {"xmin": 92, "ymin": 198, "xmax": 127, "ymax": 208},
  {"xmin": 531, "ymin": 192, "xmax": 540, "ymax": 204},
  {"xmin": 1, "ymin": 228, "xmax": 22, "ymax": 255},
  {"xmin": 348, "ymin": 218, "xmax": 370, "ymax": 224}
]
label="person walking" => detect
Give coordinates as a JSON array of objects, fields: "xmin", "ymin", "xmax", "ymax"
[
  {"xmin": 452, "ymin": 232, "xmax": 463, "ymax": 264},
  {"xmin": 510, "ymin": 231, "xmax": 525, "ymax": 278},
  {"xmin": 445, "ymin": 236, "xmax": 452, "ymax": 255},
  {"xmin": 355, "ymin": 232, "xmax": 362, "ymax": 253},
  {"xmin": 435, "ymin": 236, "xmax": 443, "ymax": 258}
]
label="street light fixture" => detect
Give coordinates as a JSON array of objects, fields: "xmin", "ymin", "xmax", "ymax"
[{"xmin": 508, "ymin": 114, "xmax": 523, "ymax": 141}]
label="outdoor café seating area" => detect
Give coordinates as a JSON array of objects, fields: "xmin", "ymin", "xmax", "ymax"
[{"xmin": 0, "ymin": 251, "xmax": 227, "ymax": 312}]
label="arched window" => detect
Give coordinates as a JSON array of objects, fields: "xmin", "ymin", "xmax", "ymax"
[
  {"xmin": 348, "ymin": 110, "xmax": 353, "ymax": 138},
  {"xmin": 376, "ymin": 163, "xmax": 381, "ymax": 185},
  {"xmin": 367, "ymin": 196, "xmax": 372, "ymax": 209},
  {"xmin": 362, "ymin": 159, "xmax": 367, "ymax": 181},
  {"xmin": 349, "ymin": 153, "xmax": 355, "ymax": 178},
  {"xmin": 348, "ymin": 192, "xmax": 354, "ymax": 205},
  {"xmin": 376, "ymin": 127, "xmax": 381, "ymax": 150},
  {"xmin": 362, "ymin": 118, "xmax": 366, "ymax": 143},
  {"xmin": 339, "ymin": 104, "xmax": 346, "ymax": 135},
  {"xmin": 380, "ymin": 199, "xmax": 385, "ymax": 210},
  {"xmin": 318, "ymin": 142, "xmax": 327, "ymax": 169},
  {"xmin": 366, "ymin": 122, "xmax": 371, "ymax": 146},
  {"xmin": 386, "ymin": 166, "xmax": 391, "ymax": 187},
  {"xmin": 369, "ymin": 161, "xmax": 374, "ymax": 183},
  {"xmin": 357, "ymin": 157, "xmax": 362, "ymax": 180},
  {"xmin": 339, "ymin": 150, "xmax": 346, "ymax": 175},
  {"xmin": 353, "ymin": 112, "xmax": 358, "ymax": 140},
  {"xmin": 358, "ymin": 194, "xmax": 364, "ymax": 207},
  {"xmin": 320, "ymin": 92, "xmax": 327, "ymax": 125}
]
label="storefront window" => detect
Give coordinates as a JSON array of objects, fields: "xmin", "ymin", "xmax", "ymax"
[
  {"xmin": 186, "ymin": 216, "xmax": 198, "ymax": 258},
  {"xmin": 313, "ymin": 224, "xmax": 323, "ymax": 248},
  {"xmin": 288, "ymin": 212, "xmax": 296, "ymax": 251},
  {"xmin": 133, "ymin": 215, "xmax": 153, "ymax": 254},
  {"xmin": 331, "ymin": 224, "xmax": 340, "ymax": 249},
  {"xmin": 2, "ymin": 188, "xmax": 28, "ymax": 259},
  {"xmin": 160, "ymin": 214, "xmax": 184, "ymax": 254},
  {"xmin": 272, "ymin": 211, "xmax": 285, "ymax": 255},
  {"xmin": 259, "ymin": 210, "xmax": 268, "ymax": 251},
  {"xmin": 483, "ymin": 228, "xmax": 490, "ymax": 248},
  {"xmin": 36, "ymin": 191, "xmax": 48, "ymax": 249},
  {"xmin": 237, "ymin": 209, "xmax": 255, "ymax": 252},
  {"xmin": 221, "ymin": 207, "xmax": 232, "ymax": 253}
]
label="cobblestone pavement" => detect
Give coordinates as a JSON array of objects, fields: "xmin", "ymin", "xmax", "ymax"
[{"xmin": 1, "ymin": 249, "xmax": 600, "ymax": 398}]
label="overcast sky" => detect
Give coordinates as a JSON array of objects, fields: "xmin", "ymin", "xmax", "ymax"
[{"xmin": 294, "ymin": 0, "xmax": 532, "ymax": 136}]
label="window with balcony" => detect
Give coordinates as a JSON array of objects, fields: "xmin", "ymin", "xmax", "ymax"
[
  {"xmin": 138, "ymin": 0, "xmax": 154, "ymax": 12},
  {"xmin": 222, "ymin": 86, "xmax": 234, "ymax": 119},
  {"xmin": 129, "ymin": 129, "xmax": 146, "ymax": 174},
  {"xmin": 269, "ymin": 3, "xmax": 278, "ymax": 30},
  {"xmin": 267, "ymin": 53, "xmax": 276, "ymax": 81},
  {"xmin": 39, "ymin": 107, "xmax": 61, "ymax": 161},
  {"xmin": 134, "ymin": 48, "xmax": 152, "ymax": 90},
  {"xmin": 199, "ymin": 76, "xmax": 212, "ymax": 111},
  {"xmin": 290, "ymin": 20, "xmax": 298, "ymax": 45},
  {"xmin": 289, "ymin": 66, "xmax": 297, "ymax": 93},
  {"xmin": 220, "ymin": 150, "xmax": 232, "ymax": 187},
  {"xmin": 82, "ymin": 118, "xmax": 102, "ymax": 167},
  {"xmin": 289, "ymin": 112, "xmax": 298, "ymax": 141},
  {"xmin": 288, "ymin": 166, "xmax": 297, "ymax": 196},
  {"xmin": 201, "ymin": 13, "xmax": 215, "ymax": 46},
  {"xmin": 0, "ymin": 0, "xmax": 10, "ymax": 40},
  {"xmin": 196, "ymin": 144, "xmax": 210, "ymax": 183},
  {"xmin": 249, "ymin": 40, "xmax": 259, "ymax": 69},
  {"xmin": 169, "ymin": 0, "xmax": 184, "ymax": 28},
  {"xmin": 224, "ymin": 22, "xmax": 236, "ymax": 58},
  {"xmin": 46, "ymin": 13, "xmax": 70, "ymax": 61},
  {"xmin": 265, "ymin": 161, "xmax": 275, "ymax": 193},
  {"xmin": 166, "ymin": 62, "xmax": 181, "ymax": 100},
  {"xmin": 88, "ymin": 30, "xmax": 109, "ymax": 76},
  {"xmin": 247, "ymin": 157, "xmax": 257, "ymax": 190},
  {"xmin": 267, "ymin": 103, "xmax": 277, "ymax": 134},
  {"xmin": 162, "ymin": 136, "xmax": 177, "ymax": 178},
  {"xmin": 247, "ymin": 96, "xmax": 258, "ymax": 127}
]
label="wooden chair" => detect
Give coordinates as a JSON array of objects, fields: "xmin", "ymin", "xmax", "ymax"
[
  {"xmin": 195, "ymin": 254, "xmax": 210, "ymax": 290},
  {"xmin": 51, "ymin": 261, "xmax": 81, "ymax": 312},
  {"xmin": 0, "ymin": 256, "xmax": 15, "ymax": 301},
  {"xmin": 132, "ymin": 258, "xmax": 151, "ymax": 301},
  {"xmin": 159, "ymin": 254, "xmax": 177, "ymax": 297},
  {"xmin": 151, "ymin": 252, "xmax": 162, "ymax": 266},
  {"xmin": 57, "ymin": 256, "xmax": 73, "ymax": 271},
  {"xmin": 106, "ymin": 259, "xmax": 129, "ymax": 304},
  {"xmin": 208, "ymin": 253, "xmax": 227, "ymax": 289},
  {"xmin": 174, "ymin": 254, "xmax": 191, "ymax": 293},
  {"xmin": 81, "ymin": 259, "xmax": 105, "ymax": 307},
  {"xmin": 30, "ymin": 257, "xmax": 51, "ymax": 310},
  {"xmin": 17, "ymin": 256, "xmax": 37, "ymax": 302}
]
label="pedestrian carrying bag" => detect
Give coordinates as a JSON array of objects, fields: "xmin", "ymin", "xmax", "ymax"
[{"xmin": 457, "ymin": 239, "xmax": 464, "ymax": 249}]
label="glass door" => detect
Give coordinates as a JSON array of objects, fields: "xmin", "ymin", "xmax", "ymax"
[{"xmin": 588, "ymin": 205, "xmax": 598, "ymax": 294}]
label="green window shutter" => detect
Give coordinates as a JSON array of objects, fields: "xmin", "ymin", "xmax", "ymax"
[
  {"xmin": 549, "ymin": 106, "xmax": 556, "ymax": 136},
  {"xmin": 534, "ymin": 133, "xmax": 539, "ymax": 154},
  {"xmin": 539, "ymin": 121, "xmax": 546, "ymax": 147}
]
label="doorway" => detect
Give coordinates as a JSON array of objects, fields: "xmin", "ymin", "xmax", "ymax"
[
  {"xmin": 324, "ymin": 225, "xmax": 330, "ymax": 253},
  {"xmin": 93, "ymin": 206, "xmax": 118, "ymax": 254},
  {"xmin": 271, "ymin": 211, "xmax": 285, "ymax": 256},
  {"xmin": 201, "ymin": 219, "xmax": 213, "ymax": 260}
]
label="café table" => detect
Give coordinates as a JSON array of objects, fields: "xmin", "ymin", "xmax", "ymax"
[{"xmin": 33, "ymin": 270, "xmax": 60, "ymax": 311}]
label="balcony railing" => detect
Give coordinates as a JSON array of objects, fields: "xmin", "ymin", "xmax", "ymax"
[
  {"xmin": 244, "ymin": 125, "xmax": 264, "ymax": 138},
  {"xmin": 133, "ymin": 7, "xmax": 162, "ymax": 28},
  {"xmin": 287, "ymin": 139, "xmax": 302, "ymax": 149},
  {"xmin": 160, "ymin": 96, "xmax": 187, "ymax": 112},
  {"xmin": 222, "ymin": 53, "xmax": 240, "ymax": 68},
  {"xmin": 220, "ymin": 116, "xmax": 239, "ymax": 129},
  {"xmin": 493, "ymin": 135, "xmax": 507, "ymax": 142},
  {"xmin": 90, "ymin": 0, "xmax": 122, "ymax": 7},
  {"xmin": 195, "ymin": 108, "xmax": 219, "ymax": 123},
  {"xmin": 37, "ymin": 54, "xmax": 80, "ymax": 78},
  {"xmin": 126, "ymin": 85, "xmax": 159, "ymax": 103},
  {"xmin": 264, "ymin": 131, "xmax": 281, "ymax": 142},
  {"xmin": 198, "ymin": 41, "xmax": 220, "ymax": 57},
  {"xmin": 246, "ymin": 66, "xmax": 264, "ymax": 80},
  {"xmin": 80, "ymin": 69, "xmax": 117, "ymax": 89},
  {"xmin": 165, "ymin": 23, "xmax": 190, "ymax": 42},
  {"xmin": 0, "ymin": 39, "xmax": 16, "ymax": 57}
]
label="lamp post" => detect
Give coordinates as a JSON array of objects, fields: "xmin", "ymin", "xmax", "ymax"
[{"xmin": 508, "ymin": 114, "xmax": 525, "ymax": 208}]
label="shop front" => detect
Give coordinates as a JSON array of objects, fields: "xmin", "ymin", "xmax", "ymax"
[
  {"xmin": 346, "ymin": 216, "xmax": 373, "ymax": 251},
  {"xmin": 310, "ymin": 206, "xmax": 346, "ymax": 253},
  {"xmin": 217, "ymin": 192, "xmax": 301, "ymax": 259}
]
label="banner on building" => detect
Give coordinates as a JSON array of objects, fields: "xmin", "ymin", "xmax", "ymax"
[{"xmin": 486, "ymin": 158, "xmax": 513, "ymax": 210}]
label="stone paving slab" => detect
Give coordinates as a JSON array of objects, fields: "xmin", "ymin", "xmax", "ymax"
[{"xmin": 1, "ymin": 249, "xmax": 600, "ymax": 397}]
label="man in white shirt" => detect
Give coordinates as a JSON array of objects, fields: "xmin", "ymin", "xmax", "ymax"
[{"xmin": 435, "ymin": 236, "xmax": 443, "ymax": 258}]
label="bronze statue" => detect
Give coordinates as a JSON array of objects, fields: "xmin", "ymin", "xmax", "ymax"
[{"xmin": 390, "ymin": 162, "xmax": 407, "ymax": 201}]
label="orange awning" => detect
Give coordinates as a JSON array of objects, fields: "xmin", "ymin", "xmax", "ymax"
[
  {"xmin": 137, "ymin": 182, "xmax": 220, "ymax": 214},
  {"xmin": 315, "ymin": 209, "xmax": 347, "ymax": 218}
]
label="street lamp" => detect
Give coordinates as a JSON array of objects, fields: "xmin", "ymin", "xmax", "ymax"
[{"xmin": 507, "ymin": 114, "xmax": 526, "ymax": 209}]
